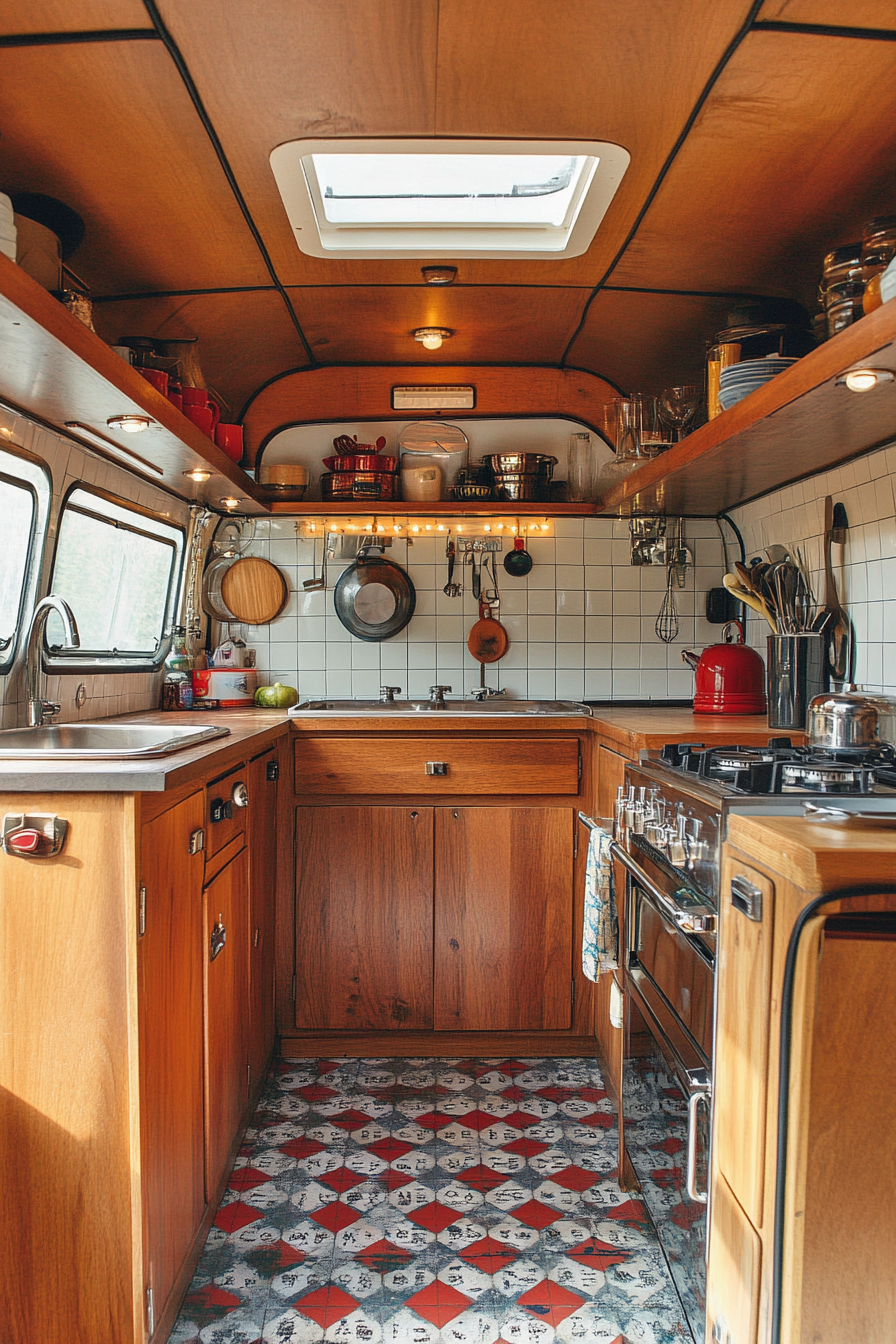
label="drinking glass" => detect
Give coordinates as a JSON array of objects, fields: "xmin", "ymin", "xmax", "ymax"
[
  {"xmin": 566, "ymin": 432, "xmax": 596, "ymax": 501},
  {"xmin": 613, "ymin": 397, "xmax": 643, "ymax": 460},
  {"xmin": 659, "ymin": 385, "xmax": 702, "ymax": 441},
  {"xmin": 631, "ymin": 392, "xmax": 670, "ymax": 456}
]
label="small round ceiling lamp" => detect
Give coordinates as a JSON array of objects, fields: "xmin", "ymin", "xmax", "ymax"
[
  {"xmin": 422, "ymin": 266, "xmax": 457, "ymax": 286},
  {"xmin": 414, "ymin": 327, "xmax": 452, "ymax": 350},
  {"xmin": 838, "ymin": 368, "xmax": 895, "ymax": 392},
  {"xmin": 106, "ymin": 414, "xmax": 152, "ymax": 433},
  {"xmin": 219, "ymin": 496, "xmax": 241, "ymax": 510},
  {"xmin": 184, "ymin": 468, "xmax": 211, "ymax": 483}
]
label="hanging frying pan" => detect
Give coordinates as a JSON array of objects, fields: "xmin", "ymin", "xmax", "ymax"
[
  {"xmin": 467, "ymin": 599, "xmax": 510, "ymax": 663},
  {"xmin": 334, "ymin": 544, "xmax": 416, "ymax": 641}
]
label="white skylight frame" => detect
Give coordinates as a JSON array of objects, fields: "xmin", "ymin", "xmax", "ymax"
[{"xmin": 269, "ymin": 138, "xmax": 630, "ymax": 260}]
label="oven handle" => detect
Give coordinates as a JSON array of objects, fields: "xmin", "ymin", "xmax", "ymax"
[
  {"xmin": 610, "ymin": 840, "xmax": 717, "ymax": 935},
  {"xmin": 686, "ymin": 1085, "xmax": 712, "ymax": 1204}
]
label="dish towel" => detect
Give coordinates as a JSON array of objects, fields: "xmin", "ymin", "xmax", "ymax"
[{"xmin": 582, "ymin": 822, "xmax": 618, "ymax": 981}]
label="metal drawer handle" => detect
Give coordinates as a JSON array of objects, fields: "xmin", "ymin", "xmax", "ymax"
[
  {"xmin": 231, "ymin": 781, "xmax": 249, "ymax": 808},
  {"xmin": 425, "ymin": 761, "xmax": 448, "ymax": 776},
  {"xmin": 610, "ymin": 840, "xmax": 717, "ymax": 935},
  {"xmin": 731, "ymin": 873, "xmax": 763, "ymax": 921},
  {"xmin": 210, "ymin": 916, "xmax": 226, "ymax": 961},
  {"xmin": 686, "ymin": 1080, "xmax": 711, "ymax": 1203}
]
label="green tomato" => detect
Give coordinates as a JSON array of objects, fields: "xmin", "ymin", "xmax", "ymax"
[{"xmin": 254, "ymin": 682, "xmax": 299, "ymax": 709}]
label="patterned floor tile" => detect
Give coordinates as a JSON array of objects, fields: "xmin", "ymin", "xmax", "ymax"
[{"xmin": 169, "ymin": 1059, "xmax": 692, "ymax": 1344}]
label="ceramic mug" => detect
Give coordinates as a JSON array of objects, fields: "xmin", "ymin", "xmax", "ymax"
[
  {"xmin": 215, "ymin": 423, "xmax": 244, "ymax": 462},
  {"xmin": 182, "ymin": 386, "xmax": 220, "ymax": 429},
  {"xmin": 137, "ymin": 366, "xmax": 168, "ymax": 396},
  {"xmin": 167, "ymin": 380, "xmax": 183, "ymax": 412},
  {"xmin": 183, "ymin": 402, "xmax": 214, "ymax": 436}
]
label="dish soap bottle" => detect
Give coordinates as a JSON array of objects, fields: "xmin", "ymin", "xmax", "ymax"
[{"xmin": 161, "ymin": 624, "xmax": 194, "ymax": 710}]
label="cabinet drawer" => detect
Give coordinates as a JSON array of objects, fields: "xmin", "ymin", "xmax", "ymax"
[
  {"xmin": 206, "ymin": 762, "xmax": 249, "ymax": 857},
  {"xmin": 296, "ymin": 736, "xmax": 580, "ymax": 795}
]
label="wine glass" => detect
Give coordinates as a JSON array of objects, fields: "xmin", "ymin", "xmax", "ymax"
[{"xmin": 659, "ymin": 385, "xmax": 702, "ymax": 441}]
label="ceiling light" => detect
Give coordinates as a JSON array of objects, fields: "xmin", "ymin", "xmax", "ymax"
[
  {"xmin": 219, "ymin": 496, "xmax": 241, "ymax": 510},
  {"xmin": 839, "ymin": 368, "xmax": 895, "ymax": 392},
  {"xmin": 106, "ymin": 414, "xmax": 152, "ymax": 433},
  {"xmin": 184, "ymin": 469, "xmax": 211, "ymax": 483},
  {"xmin": 422, "ymin": 266, "xmax": 457, "ymax": 286},
  {"xmin": 415, "ymin": 327, "xmax": 451, "ymax": 350}
]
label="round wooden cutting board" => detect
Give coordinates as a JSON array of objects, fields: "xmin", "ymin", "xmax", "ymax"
[{"xmin": 220, "ymin": 556, "xmax": 288, "ymax": 624}]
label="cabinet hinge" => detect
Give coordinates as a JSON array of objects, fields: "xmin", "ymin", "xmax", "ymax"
[
  {"xmin": 188, "ymin": 827, "xmax": 205, "ymax": 855},
  {"xmin": 266, "ymin": 759, "xmax": 279, "ymax": 782},
  {"xmin": 292, "ymin": 973, "xmax": 297, "ymax": 1001},
  {"xmin": 138, "ymin": 886, "xmax": 146, "ymax": 938},
  {"xmin": 146, "ymin": 1284, "xmax": 155, "ymax": 1337},
  {"xmin": 573, "ymin": 827, "xmax": 578, "ymax": 860},
  {"xmin": 577, "ymin": 749, "xmax": 583, "ymax": 782}
]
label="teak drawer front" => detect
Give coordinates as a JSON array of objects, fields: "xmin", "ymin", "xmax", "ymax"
[{"xmin": 296, "ymin": 736, "xmax": 580, "ymax": 795}]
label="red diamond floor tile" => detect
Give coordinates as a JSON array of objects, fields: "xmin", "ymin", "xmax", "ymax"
[
  {"xmin": 293, "ymin": 1285, "xmax": 359, "ymax": 1327},
  {"xmin": 279, "ymin": 1136, "xmax": 327, "ymax": 1159},
  {"xmin": 328, "ymin": 1109, "xmax": 380, "ymax": 1130},
  {"xmin": 565, "ymin": 1237, "xmax": 632, "ymax": 1270},
  {"xmin": 651, "ymin": 1135, "xmax": 686, "ymax": 1156},
  {"xmin": 500, "ymin": 1085, "xmax": 528, "ymax": 1102},
  {"xmin": 517, "ymin": 1280, "xmax": 587, "ymax": 1327},
  {"xmin": 318, "ymin": 1167, "xmax": 369, "ymax": 1194},
  {"xmin": 548, "ymin": 1165, "xmax": 601, "ymax": 1192},
  {"xmin": 365, "ymin": 1137, "xmax": 414, "ymax": 1160},
  {"xmin": 501, "ymin": 1137, "xmax": 551, "ymax": 1157},
  {"xmin": 574, "ymin": 1111, "xmax": 616, "ymax": 1129},
  {"xmin": 380, "ymin": 1169, "xmax": 416, "ymax": 1191},
  {"xmin": 605, "ymin": 1198, "xmax": 651, "ymax": 1224},
  {"xmin": 454, "ymin": 1162, "xmax": 513, "ymax": 1192},
  {"xmin": 413, "ymin": 1111, "xmax": 456, "ymax": 1131},
  {"xmin": 456, "ymin": 1107, "xmax": 511, "ymax": 1131},
  {"xmin": 354, "ymin": 1238, "xmax": 414, "ymax": 1273},
  {"xmin": 228, "ymin": 1166, "xmax": 273, "ymax": 1192},
  {"xmin": 406, "ymin": 1279, "xmax": 474, "ymax": 1327},
  {"xmin": 406, "ymin": 1201, "xmax": 465, "ymax": 1233},
  {"xmin": 508, "ymin": 1199, "xmax": 563, "ymax": 1230},
  {"xmin": 458, "ymin": 1235, "xmax": 520, "ymax": 1272},
  {"xmin": 245, "ymin": 1239, "xmax": 306, "ymax": 1275},
  {"xmin": 310, "ymin": 1202, "xmax": 362, "ymax": 1232},
  {"xmin": 295, "ymin": 1084, "xmax": 340, "ymax": 1101},
  {"xmin": 213, "ymin": 1202, "xmax": 264, "ymax": 1233}
]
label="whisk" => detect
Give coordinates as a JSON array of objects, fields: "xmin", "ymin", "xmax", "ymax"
[{"xmin": 655, "ymin": 555, "xmax": 679, "ymax": 642}]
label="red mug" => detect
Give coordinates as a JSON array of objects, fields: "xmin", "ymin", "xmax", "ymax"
[
  {"xmin": 183, "ymin": 402, "xmax": 214, "ymax": 437},
  {"xmin": 167, "ymin": 380, "xmax": 183, "ymax": 412},
  {"xmin": 182, "ymin": 387, "xmax": 220, "ymax": 429},
  {"xmin": 138, "ymin": 367, "xmax": 168, "ymax": 396},
  {"xmin": 215, "ymin": 423, "xmax": 244, "ymax": 462}
]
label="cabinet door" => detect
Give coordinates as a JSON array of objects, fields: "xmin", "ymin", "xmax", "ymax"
[
  {"xmin": 248, "ymin": 750, "xmax": 277, "ymax": 1093},
  {"xmin": 204, "ymin": 846, "xmax": 250, "ymax": 1196},
  {"xmin": 294, "ymin": 806, "xmax": 433, "ymax": 1031},
  {"xmin": 434, "ymin": 807, "xmax": 574, "ymax": 1031},
  {"xmin": 139, "ymin": 792, "xmax": 206, "ymax": 1325}
]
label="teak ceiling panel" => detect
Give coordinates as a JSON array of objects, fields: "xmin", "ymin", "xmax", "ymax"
[
  {"xmin": 566, "ymin": 290, "xmax": 735, "ymax": 396},
  {"xmin": 91, "ymin": 291, "xmax": 310, "ymax": 420},
  {"xmin": 757, "ymin": 0, "xmax": 896, "ymax": 24},
  {"xmin": 155, "ymin": 0, "xmax": 441, "ymax": 287},
  {"xmin": 0, "ymin": 1, "xmax": 152, "ymax": 33},
  {"xmin": 0, "ymin": 42, "xmax": 270, "ymax": 293},
  {"xmin": 610, "ymin": 30, "xmax": 896, "ymax": 303},
  {"xmin": 288, "ymin": 286, "xmax": 586, "ymax": 366}
]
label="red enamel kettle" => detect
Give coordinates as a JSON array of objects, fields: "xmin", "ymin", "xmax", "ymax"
[{"xmin": 681, "ymin": 621, "xmax": 767, "ymax": 715}]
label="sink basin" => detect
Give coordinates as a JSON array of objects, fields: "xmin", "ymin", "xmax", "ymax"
[
  {"xmin": 0, "ymin": 722, "xmax": 231, "ymax": 759},
  {"xmin": 288, "ymin": 699, "xmax": 590, "ymax": 717}
]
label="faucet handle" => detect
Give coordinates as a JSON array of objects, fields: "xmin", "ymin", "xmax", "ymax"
[
  {"xmin": 380, "ymin": 685, "xmax": 402, "ymax": 703},
  {"xmin": 429, "ymin": 685, "xmax": 452, "ymax": 706},
  {"xmin": 40, "ymin": 700, "xmax": 61, "ymax": 721}
]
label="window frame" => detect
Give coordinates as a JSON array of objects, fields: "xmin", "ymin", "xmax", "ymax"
[
  {"xmin": 44, "ymin": 482, "xmax": 185, "ymax": 675},
  {"xmin": 0, "ymin": 444, "xmax": 52, "ymax": 676}
]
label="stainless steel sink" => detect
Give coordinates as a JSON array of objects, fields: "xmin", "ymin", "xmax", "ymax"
[
  {"xmin": 288, "ymin": 699, "xmax": 590, "ymax": 717},
  {"xmin": 0, "ymin": 722, "xmax": 231, "ymax": 759}
]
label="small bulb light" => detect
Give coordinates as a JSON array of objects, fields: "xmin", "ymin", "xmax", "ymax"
[
  {"xmin": 184, "ymin": 468, "xmax": 211, "ymax": 483},
  {"xmin": 840, "ymin": 368, "xmax": 895, "ymax": 392},
  {"xmin": 107, "ymin": 414, "xmax": 152, "ymax": 434},
  {"xmin": 414, "ymin": 327, "xmax": 452, "ymax": 351},
  {"xmin": 219, "ymin": 496, "xmax": 240, "ymax": 509}
]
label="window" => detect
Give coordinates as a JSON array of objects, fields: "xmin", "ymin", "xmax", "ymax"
[
  {"xmin": 0, "ymin": 444, "xmax": 51, "ymax": 674},
  {"xmin": 270, "ymin": 138, "xmax": 630, "ymax": 259},
  {"xmin": 46, "ymin": 487, "xmax": 184, "ymax": 670}
]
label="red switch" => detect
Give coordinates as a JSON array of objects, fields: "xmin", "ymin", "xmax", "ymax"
[{"xmin": 8, "ymin": 829, "xmax": 41, "ymax": 854}]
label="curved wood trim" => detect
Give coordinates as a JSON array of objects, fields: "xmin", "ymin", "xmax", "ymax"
[{"xmin": 242, "ymin": 365, "xmax": 619, "ymax": 466}]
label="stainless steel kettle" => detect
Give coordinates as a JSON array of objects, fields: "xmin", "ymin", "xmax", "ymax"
[{"xmin": 806, "ymin": 686, "xmax": 896, "ymax": 750}]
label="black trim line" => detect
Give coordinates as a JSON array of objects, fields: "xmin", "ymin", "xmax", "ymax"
[
  {"xmin": 92, "ymin": 285, "xmax": 277, "ymax": 303},
  {"xmin": 139, "ymin": 0, "xmax": 316, "ymax": 366},
  {"xmin": 753, "ymin": 20, "xmax": 896, "ymax": 42},
  {"xmin": 93, "ymin": 282, "xmax": 771, "ymax": 303},
  {"xmin": 771, "ymin": 883, "xmax": 896, "ymax": 1344},
  {"xmin": 0, "ymin": 28, "xmax": 158, "ymax": 48},
  {"xmin": 560, "ymin": 0, "xmax": 766, "ymax": 367}
]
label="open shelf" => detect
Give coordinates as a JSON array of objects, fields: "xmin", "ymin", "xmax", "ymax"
[
  {"xmin": 595, "ymin": 300, "xmax": 896, "ymax": 517},
  {"xmin": 264, "ymin": 498, "xmax": 594, "ymax": 516}
]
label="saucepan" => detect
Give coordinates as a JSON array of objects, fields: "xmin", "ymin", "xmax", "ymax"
[{"xmin": 807, "ymin": 688, "xmax": 896, "ymax": 751}]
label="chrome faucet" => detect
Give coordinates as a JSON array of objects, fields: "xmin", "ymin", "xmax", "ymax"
[
  {"xmin": 470, "ymin": 686, "xmax": 506, "ymax": 701},
  {"xmin": 25, "ymin": 596, "xmax": 80, "ymax": 727},
  {"xmin": 429, "ymin": 684, "xmax": 452, "ymax": 709}
]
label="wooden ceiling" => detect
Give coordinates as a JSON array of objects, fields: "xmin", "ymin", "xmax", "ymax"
[{"xmin": 1, "ymin": 1, "xmax": 895, "ymax": 428}]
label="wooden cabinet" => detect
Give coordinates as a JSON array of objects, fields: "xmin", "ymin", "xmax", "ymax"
[
  {"xmin": 204, "ymin": 844, "xmax": 250, "ymax": 1198},
  {"xmin": 294, "ymin": 806, "xmax": 434, "ymax": 1031},
  {"xmin": 434, "ymin": 806, "xmax": 574, "ymax": 1031},
  {"xmin": 247, "ymin": 749, "xmax": 278, "ymax": 1093},
  {"xmin": 138, "ymin": 793, "xmax": 207, "ymax": 1333}
]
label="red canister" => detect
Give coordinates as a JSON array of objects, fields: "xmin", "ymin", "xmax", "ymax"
[{"xmin": 681, "ymin": 621, "xmax": 767, "ymax": 715}]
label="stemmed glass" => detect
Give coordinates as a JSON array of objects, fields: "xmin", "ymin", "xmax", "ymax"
[{"xmin": 659, "ymin": 385, "xmax": 702, "ymax": 441}]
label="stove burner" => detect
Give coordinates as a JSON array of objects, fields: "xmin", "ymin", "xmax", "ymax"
[
  {"xmin": 713, "ymin": 750, "xmax": 774, "ymax": 771},
  {"xmin": 656, "ymin": 740, "xmax": 896, "ymax": 796},
  {"xmin": 781, "ymin": 763, "xmax": 867, "ymax": 793}
]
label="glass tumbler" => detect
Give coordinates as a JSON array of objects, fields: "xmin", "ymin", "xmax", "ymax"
[{"xmin": 566, "ymin": 432, "xmax": 596, "ymax": 501}]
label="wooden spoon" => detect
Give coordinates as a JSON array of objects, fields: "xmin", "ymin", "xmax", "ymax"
[{"xmin": 723, "ymin": 573, "xmax": 778, "ymax": 632}]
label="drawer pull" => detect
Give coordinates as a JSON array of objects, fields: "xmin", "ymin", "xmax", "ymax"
[
  {"xmin": 425, "ymin": 761, "xmax": 449, "ymax": 776},
  {"xmin": 731, "ymin": 873, "xmax": 763, "ymax": 921},
  {"xmin": 210, "ymin": 916, "xmax": 226, "ymax": 961}
]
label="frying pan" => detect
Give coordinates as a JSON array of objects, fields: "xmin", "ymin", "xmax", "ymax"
[
  {"xmin": 334, "ymin": 544, "xmax": 416, "ymax": 641},
  {"xmin": 467, "ymin": 598, "xmax": 510, "ymax": 664}
]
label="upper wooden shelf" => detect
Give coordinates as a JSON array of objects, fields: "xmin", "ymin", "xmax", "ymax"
[
  {"xmin": 596, "ymin": 300, "xmax": 896, "ymax": 517},
  {"xmin": 0, "ymin": 253, "xmax": 267, "ymax": 514},
  {"xmin": 264, "ymin": 499, "xmax": 593, "ymax": 516}
]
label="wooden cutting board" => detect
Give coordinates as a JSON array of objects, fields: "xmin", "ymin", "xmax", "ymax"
[{"xmin": 220, "ymin": 556, "xmax": 288, "ymax": 624}]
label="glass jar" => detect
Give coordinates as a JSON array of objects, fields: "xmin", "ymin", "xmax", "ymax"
[
  {"xmin": 161, "ymin": 624, "xmax": 193, "ymax": 710},
  {"xmin": 566, "ymin": 432, "xmax": 596, "ymax": 501},
  {"xmin": 861, "ymin": 215, "xmax": 896, "ymax": 285}
]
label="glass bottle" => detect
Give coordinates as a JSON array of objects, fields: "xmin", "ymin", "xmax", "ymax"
[{"xmin": 161, "ymin": 624, "xmax": 193, "ymax": 710}]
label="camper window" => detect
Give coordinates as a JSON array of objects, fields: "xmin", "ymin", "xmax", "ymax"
[{"xmin": 0, "ymin": 447, "xmax": 51, "ymax": 675}]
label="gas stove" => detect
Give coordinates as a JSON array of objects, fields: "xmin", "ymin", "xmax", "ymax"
[{"xmin": 658, "ymin": 738, "xmax": 896, "ymax": 796}]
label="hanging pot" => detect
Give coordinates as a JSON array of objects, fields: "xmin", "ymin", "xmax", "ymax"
[
  {"xmin": 467, "ymin": 599, "xmax": 510, "ymax": 664},
  {"xmin": 334, "ymin": 544, "xmax": 416, "ymax": 641},
  {"xmin": 681, "ymin": 620, "xmax": 767, "ymax": 715}
]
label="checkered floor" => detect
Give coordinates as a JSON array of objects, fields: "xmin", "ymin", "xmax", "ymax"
[{"xmin": 171, "ymin": 1057, "xmax": 691, "ymax": 1343}]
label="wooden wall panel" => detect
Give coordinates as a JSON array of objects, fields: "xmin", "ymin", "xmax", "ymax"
[
  {"xmin": 92, "ymin": 291, "xmax": 311, "ymax": 420},
  {"xmin": 0, "ymin": 1, "xmax": 152, "ymax": 32},
  {"xmin": 289, "ymin": 285, "xmax": 587, "ymax": 366},
  {"xmin": 0, "ymin": 43, "xmax": 268, "ymax": 293},
  {"xmin": 758, "ymin": 0, "xmax": 896, "ymax": 22},
  {"xmin": 567, "ymin": 289, "xmax": 735, "ymax": 397},
  {"xmin": 609, "ymin": 30, "xmax": 896, "ymax": 304},
  {"xmin": 243, "ymin": 364, "xmax": 619, "ymax": 464}
]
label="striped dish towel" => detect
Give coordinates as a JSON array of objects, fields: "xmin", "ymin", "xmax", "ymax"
[{"xmin": 582, "ymin": 822, "xmax": 618, "ymax": 981}]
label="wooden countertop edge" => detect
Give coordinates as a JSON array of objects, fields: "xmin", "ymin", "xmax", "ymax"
[{"xmin": 727, "ymin": 814, "xmax": 896, "ymax": 891}]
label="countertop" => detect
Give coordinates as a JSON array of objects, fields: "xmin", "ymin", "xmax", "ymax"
[
  {"xmin": 726, "ymin": 813, "xmax": 896, "ymax": 892},
  {"xmin": 0, "ymin": 703, "xmax": 794, "ymax": 792}
]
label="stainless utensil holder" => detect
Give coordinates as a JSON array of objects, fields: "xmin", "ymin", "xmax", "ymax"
[{"xmin": 767, "ymin": 633, "xmax": 826, "ymax": 730}]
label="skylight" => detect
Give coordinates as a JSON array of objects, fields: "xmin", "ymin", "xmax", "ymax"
[{"xmin": 269, "ymin": 139, "xmax": 630, "ymax": 259}]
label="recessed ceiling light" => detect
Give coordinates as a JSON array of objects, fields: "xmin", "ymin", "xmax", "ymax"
[
  {"xmin": 838, "ymin": 368, "xmax": 895, "ymax": 392},
  {"xmin": 219, "ymin": 496, "xmax": 241, "ymax": 510},
  {"xmin": 184, "ymin": 469, "xmax": 211, "ymax": 483},
  {"xmin": 415, "ymin": 327, "xmax": 451, "ymax": 351},
  {"xmin": 107, "ymin": 414, "xmax": 152, "ymax": 433},
  {"xmin": 270, "ymin": 137, "xmax": 630, "ymax": 259},
  {"xmin": 422, "ymin": 266, "xmax": 457, "ymax": 286}
]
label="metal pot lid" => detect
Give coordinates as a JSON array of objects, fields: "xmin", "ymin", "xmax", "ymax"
[{"xmin": 334, "ymin": 547, "xmax": 416, "ymax": 642}]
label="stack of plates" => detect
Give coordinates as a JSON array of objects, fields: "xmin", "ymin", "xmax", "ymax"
[
  {"xmin": 718, "ymin": 357, "xmax": 799, "ymax": 410},
  {"xmin": 0, "ymin": 194, "xmax": 16, "ymax": 261}
]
